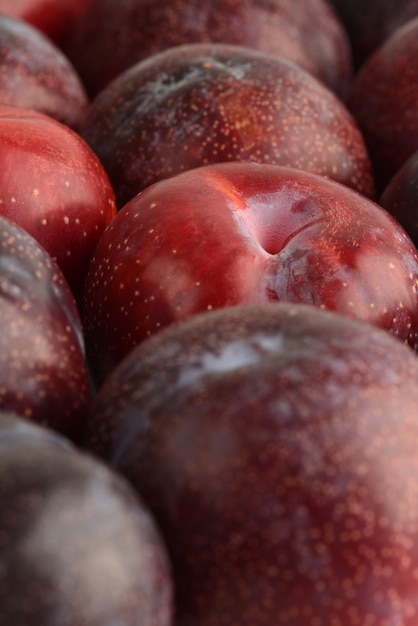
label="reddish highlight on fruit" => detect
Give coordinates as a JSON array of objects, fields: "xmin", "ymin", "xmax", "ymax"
[
  {"xmin": 0, "ymin": 105, "xmax": 117, "ymax": 303},
  {"xmin": 82, "ymin": 162, "xmax": 418, "ymax": 386}
]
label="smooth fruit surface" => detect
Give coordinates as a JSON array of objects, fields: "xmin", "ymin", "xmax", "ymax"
[
  {"xmin": 0, "ymin": 105, "xmax": 116, "ymax": 302},
  {"xmin": 82, "ymin": 162, "xmax": 418, "ymax": 385},
  {"xmin": 0, "ymin": 215, "xmax": 90, "ymax": 441},
  {"xmin": 80, "ymin": 43, "xmax": 374, "ymax": 208},
  {"xmin": 85, "ymin": 302, "xmax": 418, "ymax": 626}
]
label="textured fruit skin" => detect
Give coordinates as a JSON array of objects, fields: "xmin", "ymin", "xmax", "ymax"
[
  {"xmin": 80, "ymin": 43, "xmax": 373, "ymax": 209},
  {"xmin": 82, "ymin": 162, "xmax": 418, "ymax": 385},
  {"xmin": 0, "ymin": 14, "xmax": 88, "ymax": 130},
  {"xmin": 348, "ymin": 17, "xmax": 418, "ymax": 193},
  {"xmin": 328, "ymin": 0, "xmax": 418, "ymax": 68},
  {"xmin": 0, "ymin": 216, "xmax": 90, "ymax": 441},
  {"xmin": 380, "ymin": 150, "xmax": 418, "ymax": 249},
  {"xmin": 0, "ymin": 412, "xmax": 173, "ymax": 626},
  {"xmin": 84, "ymin": 302, "xmax": 418, "ymax": 626},
  {"xmin": 68, "ymin": 0, "xmax": 352, "ymax": 99},
  {"xmin": 0, "ymin": 106, "xmax": 116, "ymax": 302}
]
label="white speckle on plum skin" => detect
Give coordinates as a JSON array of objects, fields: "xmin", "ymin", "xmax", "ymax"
[{"xmin": 175, "ymin": 333, "xmax": 286, "ymax": 392}]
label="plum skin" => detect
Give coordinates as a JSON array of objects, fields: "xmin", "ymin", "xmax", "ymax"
[
  {"xmin": 82, "ymin": 162, "xmax": 418, "ymax": 385},
  {"xmin": 0, "ymin": 412, "xmax": 173, "ymax": 626},
  {"xmin": 84, "ymin": 302, "xmax": 418, "ymax": 626},
  {"xmin": 80, "ymin": 43, "xmax": 374, "ymax": 208}
]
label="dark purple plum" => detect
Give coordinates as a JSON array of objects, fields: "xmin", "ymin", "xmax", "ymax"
[
  {"xmin": 0, "ymin": 215, "xmax": 90, "ymax": 441},
  {"xmin": 80, "ymin": 43, "xmax": 374, "ymax": 209},
  {"xmin": 84, "ymin": 302, "xmax": 418, "ymax": 626}
]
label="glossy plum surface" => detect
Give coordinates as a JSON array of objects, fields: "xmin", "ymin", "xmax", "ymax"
[
  {"xmin": 0, "ymin": 216, "xmax": 90, "ymax": 440},
  {"xmin": 0, "ymin": 106, "xmax": 116, "ymax": 302},
  {"xmin": 85, "ymin": 302, "xmax": 418, "ymax": 626},
  {"xmin": 82, "ymin": 162, "xmax": 418, "ymax": 385},
  {"xmin": 80, "ymin": 43, "xmax": 374, "ymax": 208}
]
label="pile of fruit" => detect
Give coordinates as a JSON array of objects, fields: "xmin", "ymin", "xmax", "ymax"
[{"xmin": 2, "ymin": 1, "xmax": 418, "ymax": 624}]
